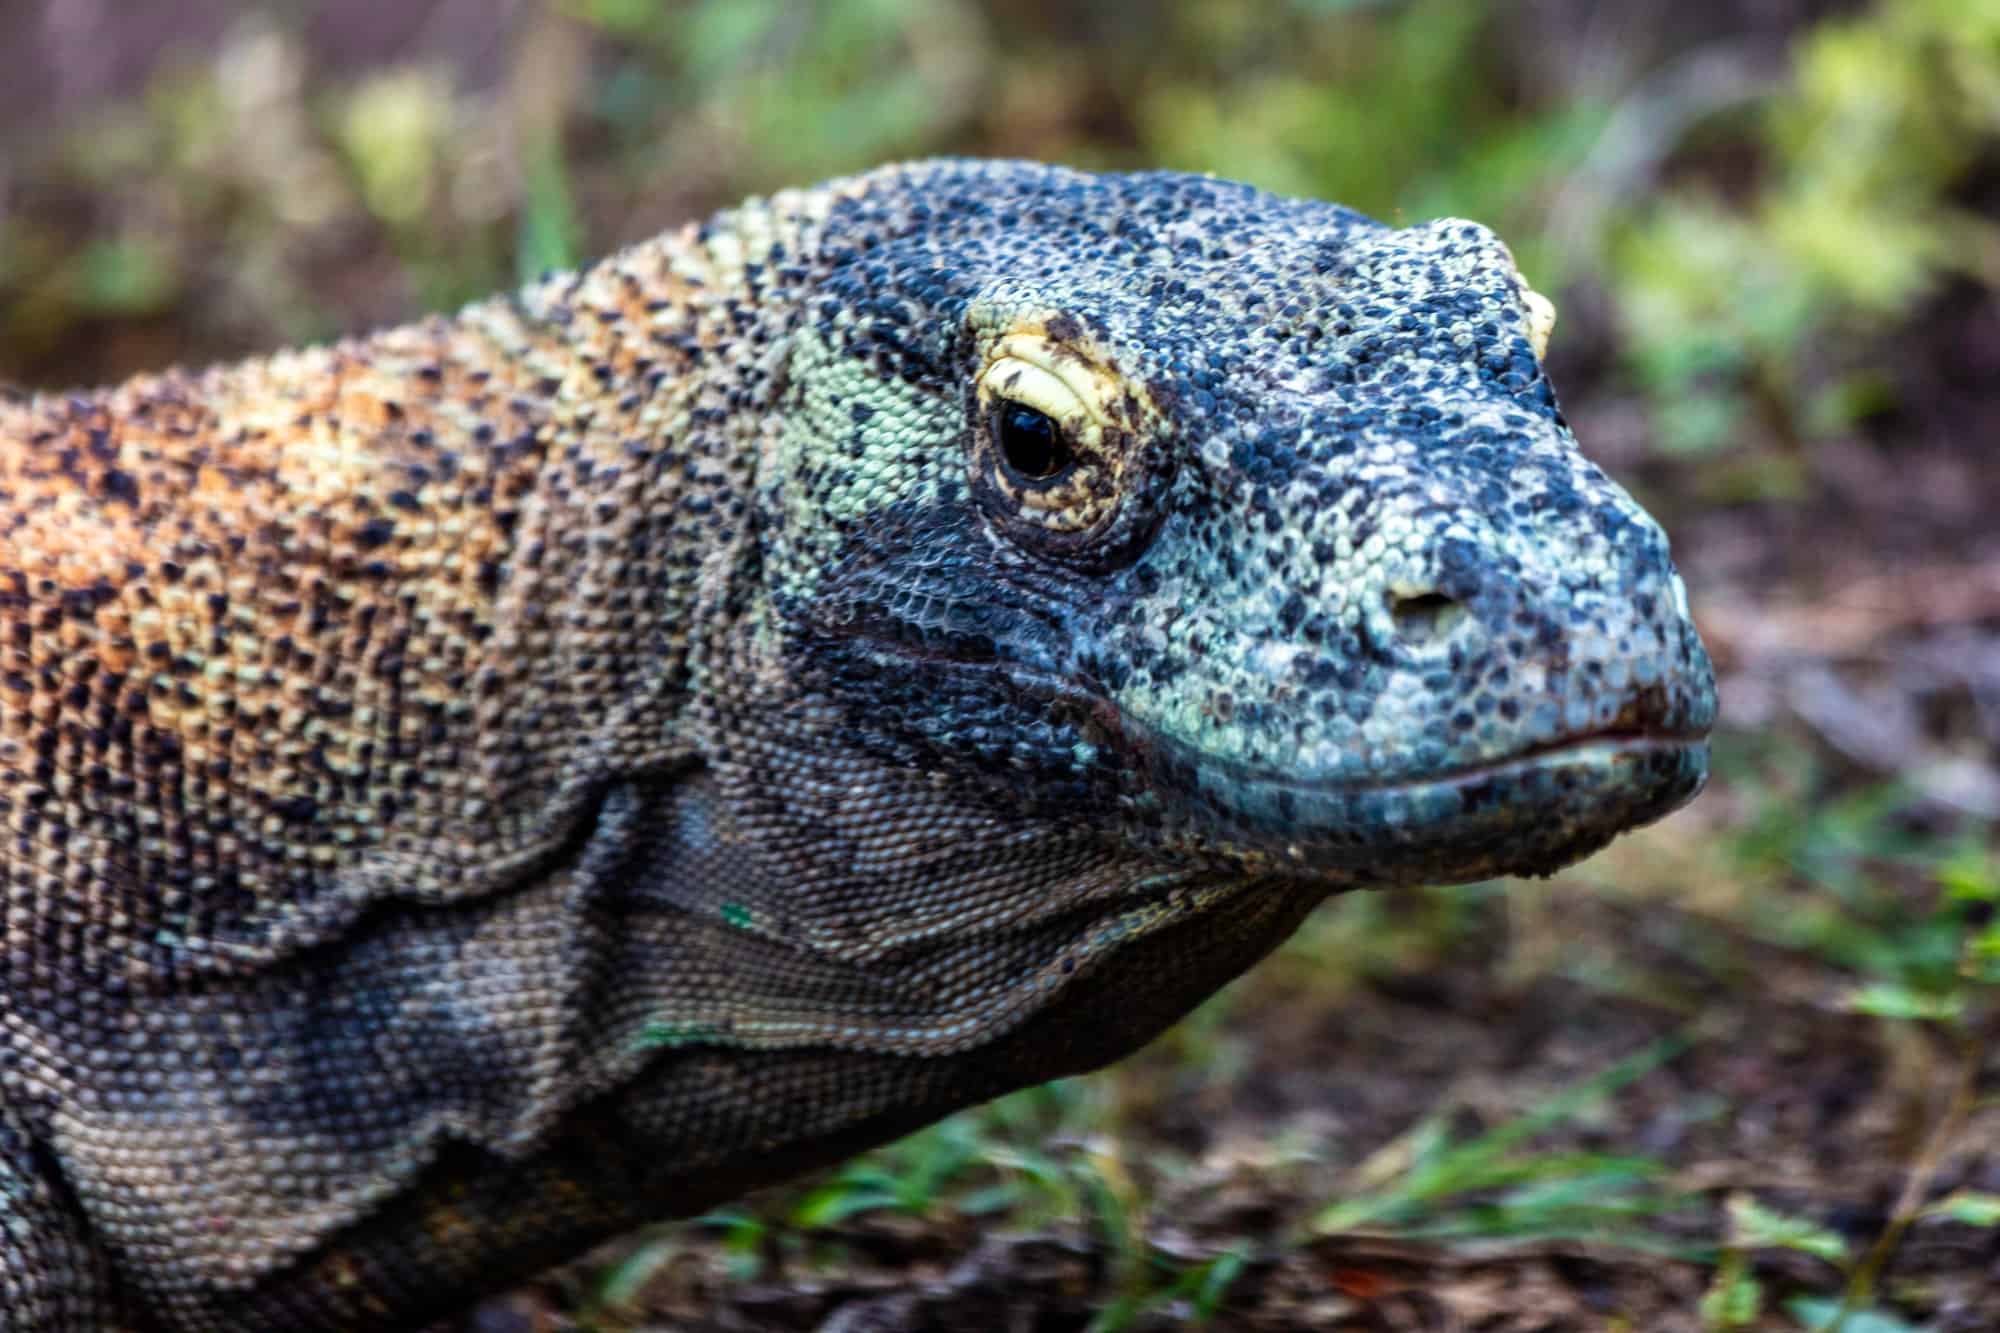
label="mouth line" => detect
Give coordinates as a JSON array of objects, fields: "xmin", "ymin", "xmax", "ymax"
[
  {"xmin": 1182, "ymin": 728, "xmax": 1710, "ymax": 800},
  {"xmin": 1159, "ymin": 727, "xmax": 1711, "ymax": 881}
]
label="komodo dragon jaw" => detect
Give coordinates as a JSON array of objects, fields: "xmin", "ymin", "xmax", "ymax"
[{"xmin": 0, "ymin": 159, "xmax": 1714, "ymax": 1330}]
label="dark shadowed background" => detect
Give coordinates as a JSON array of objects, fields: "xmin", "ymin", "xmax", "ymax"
[{"xmin": 3, "ymin": 2, "xmax": 1998, "ymax": 1329}]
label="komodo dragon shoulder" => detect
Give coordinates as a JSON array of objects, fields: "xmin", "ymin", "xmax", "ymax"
[{"xmin": 0, "ymin": 158, "xmax": 1715, "ymax": 1329}]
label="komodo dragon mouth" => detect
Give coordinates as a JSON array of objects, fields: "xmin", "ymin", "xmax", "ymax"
[
  {"xmin": 1133, "ymin": 723, "xmax": 1710, "ymax": 885},
  {"xmin": 813, "ymin": 631, "xmax": 1711, "ymax": 888},
  {"xmin": 980, "ymin": 660, "xmax": 1712, "ymax": 886}
]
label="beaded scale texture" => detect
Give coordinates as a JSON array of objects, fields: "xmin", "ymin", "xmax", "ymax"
[{"xmin": 0, "ymin": 159, "xmax": 1714, "ymax": 1329}]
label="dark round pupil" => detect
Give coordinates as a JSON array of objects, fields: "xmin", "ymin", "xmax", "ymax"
[{"xmin": 997, "ymin": 403, "xmax": 1071, "ymax": 481}]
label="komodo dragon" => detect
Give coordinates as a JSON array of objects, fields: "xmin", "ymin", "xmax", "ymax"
[{"xmin": 0, "ymin": 159, "xmax": 1716, "ymax": 1329}]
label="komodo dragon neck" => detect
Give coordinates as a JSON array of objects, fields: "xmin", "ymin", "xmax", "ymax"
[{"xmin": 0, "ymin": 202, "xmax": 794, "ymax": 950}]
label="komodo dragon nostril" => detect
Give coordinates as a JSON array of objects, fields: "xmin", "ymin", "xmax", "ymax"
[{"xmin": 1386, "ymin": 590, "xmax": 1467, "ymax": 647}]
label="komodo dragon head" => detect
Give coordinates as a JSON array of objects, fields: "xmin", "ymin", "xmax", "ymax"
[
  {"xmin": 729, "ymin": 159, "xmax": 1712, "ymax": 900},
  {"xmin": 665, "ymin": 158, "xmax": 1716, "ymax": 1066}
]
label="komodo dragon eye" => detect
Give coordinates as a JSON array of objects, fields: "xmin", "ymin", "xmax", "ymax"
[
  {"xmin": 972, "ymin": 331, "xmax": 1147, "ymax": 555},
  {"xmin": 995, "ymin": 403, "xmax": 1072, "ymax": 481}
]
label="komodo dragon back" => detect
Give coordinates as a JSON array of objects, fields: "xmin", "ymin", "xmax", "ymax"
[{"xmin": 0, "ymin": 159, "xmax": 1715, "ymax": 1329}]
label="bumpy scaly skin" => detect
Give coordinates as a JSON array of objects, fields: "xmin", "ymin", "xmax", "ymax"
[{"xmin": 0, "ymin": 160, "xmax": 1714, "ymax": 1329}]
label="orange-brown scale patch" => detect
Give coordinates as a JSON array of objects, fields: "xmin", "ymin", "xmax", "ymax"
[{"xmin": 0, "ymin": 299, "xmax": 638, "ymax": 970}]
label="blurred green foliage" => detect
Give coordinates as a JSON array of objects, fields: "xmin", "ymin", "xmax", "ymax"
[
  {"xmin": 1611, "ymin": 0, "xmax": 2000, "ymax": 455},
  {"xmin": 1308, "ymin": 1034, "xmax": 1698, "ymax": 1253}
]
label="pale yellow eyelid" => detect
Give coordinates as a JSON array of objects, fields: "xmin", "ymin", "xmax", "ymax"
[
  {"xmin": 979, "ymin": 334, "xmax": 1116, "ymax": 428},
  {"xmin": 980, "ymin": 360, "xmax": 1088, "ymax": 428}
]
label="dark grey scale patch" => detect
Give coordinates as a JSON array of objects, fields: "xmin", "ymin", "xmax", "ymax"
[{"xmin": 355, "ymin": 517, "xmax": 397, "ymax": 550}]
